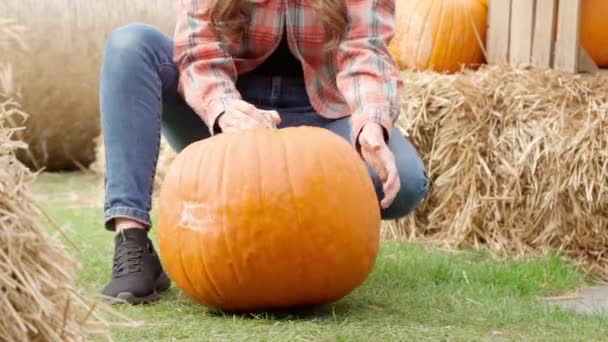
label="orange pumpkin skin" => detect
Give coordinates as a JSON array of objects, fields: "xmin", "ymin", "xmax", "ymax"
[
  {"xmin": 581, "ymin": 0, "xmax": 608, "ymax": 67},
  {"xmin": 157, "ymin": 127, "xmax": 381, "ymax": 312},
  {"xmin": 388, "ymin": 0, "xmax": 488, "ymax": 73}
]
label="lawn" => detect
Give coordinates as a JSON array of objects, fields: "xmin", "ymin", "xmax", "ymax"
[{"xmin": 34, "ymin": 172, "xmax": 608, "ymax": 341}]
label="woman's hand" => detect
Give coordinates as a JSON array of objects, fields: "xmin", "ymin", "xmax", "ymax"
[
  {"xmin": 217, "ymin": 99, "xmax": 281, "ymax": 133},
  {"xmin": 358, "ymin": 123, "xmax": 400, "ymax": 209}
]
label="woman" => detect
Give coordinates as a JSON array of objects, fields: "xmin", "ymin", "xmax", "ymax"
[{"xmin": 100, "ymin": 0, "xmax": 428, "ymax": 304}]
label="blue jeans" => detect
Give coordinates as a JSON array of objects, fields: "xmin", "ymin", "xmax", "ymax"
[{"xmin": 100, "ymin": 23, "xmax": 429, "ymax": 230}]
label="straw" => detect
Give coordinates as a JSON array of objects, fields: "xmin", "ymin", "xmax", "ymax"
[
  {"xmin": 387, "ymin": 65, "xmax": 608, "ymax": 278},
  {"xmin": 1, "ymin": 17, "xmax": 125, "ymax": 341}
]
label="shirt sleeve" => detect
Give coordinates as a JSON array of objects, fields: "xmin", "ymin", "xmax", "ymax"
[
  {"xmin": 173, "ymin": 0, "xmax": 242, "ymax": 135},
  {"xmin": 335, "ymin": 0, "xmax": 404, "ymax": 146}
]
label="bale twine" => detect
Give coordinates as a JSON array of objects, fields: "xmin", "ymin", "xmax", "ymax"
[
  {"xmin": 390, "ymin": 65, "xmax": 608, "ymax": 278},
  {"xmin": 1, "ymin": 0, "xmax": 176, "ymax": 171},
  {"xmin": 0, "ymin": 18, "xmax": 114, "ymax": 342}
]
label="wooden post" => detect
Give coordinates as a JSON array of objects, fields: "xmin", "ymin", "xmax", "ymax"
[
  {"xmin": 484, "ymin": 0, "xmax": 599, "ymax": 73},
  {"xmin": 531, "ymin": 0, "xmax": 557, "ymax": 68},
  {"xmin": 554, "ymin": 0, "xmax": 582, "ymax": 72},
  {"xmin": 486, "ymin": 0, "xmax": 512, "ymax": 64},
  {"xmin": 509, "ymin": 0, "xmax": 536, "ymax": 66}
]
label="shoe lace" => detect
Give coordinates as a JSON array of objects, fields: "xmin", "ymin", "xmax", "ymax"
[{"xmin": 113, "ymin": 237, "xmax": 146, "ymax": 278}]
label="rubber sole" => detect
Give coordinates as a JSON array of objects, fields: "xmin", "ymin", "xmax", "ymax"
[
  {"xmin": 112, "ymin": 290, "xmax": 161, "ymax": 305},
  {"xmin": 155, "ymin": 272, "xmax": 171, "ymax": 293},
  {"xmin": 104, "ymin": 273, "xmax": 172, "ymax": 305}
]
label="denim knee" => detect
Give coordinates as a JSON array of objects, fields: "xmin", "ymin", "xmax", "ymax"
[{"xmin": 104, "ymin": 23, "xmax": 167, "ymax": 62}]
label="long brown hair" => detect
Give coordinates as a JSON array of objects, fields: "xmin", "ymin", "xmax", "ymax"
[{"xmin": 206, "ymin": 0, "xmax": 347, "ymax": 49}]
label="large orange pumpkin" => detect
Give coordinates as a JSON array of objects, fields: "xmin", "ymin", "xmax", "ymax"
[
  {"xmin": 581, "ymin": 0, "xmax": 608, "ymax": 67},
  {"xmin": 157, "ymin": 127, "xmax": 381, "ymax": 312},
  {"xmin": 388, "ymin": 0, "xmax": 488, "ymax": 73}
]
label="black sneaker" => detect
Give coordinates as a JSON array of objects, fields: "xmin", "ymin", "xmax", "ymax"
[{"xmin": 102, "ymin": 228, "xmax": 171, "ymax": 304}]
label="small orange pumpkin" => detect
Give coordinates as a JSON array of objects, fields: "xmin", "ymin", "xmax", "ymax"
[
  {"xmin": 157, "ymin": 127, "xmax": 381, "ymax": 312},
  {"xmin": 388, "ymin": 0, "xmax": 488, "ymax": 73},
  {"xmin": 581, "ymin": 0, "xmax": 608, "ymax": 67}
]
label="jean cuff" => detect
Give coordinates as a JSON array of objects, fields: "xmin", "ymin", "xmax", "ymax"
[{"xmin": 104, "ymin": 206, "xmax": 152, "ymax": 231}]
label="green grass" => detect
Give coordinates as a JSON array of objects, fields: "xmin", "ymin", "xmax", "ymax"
[{"xmin": 34, "ymin": 172, "xmax": 608, "ymax": 341}]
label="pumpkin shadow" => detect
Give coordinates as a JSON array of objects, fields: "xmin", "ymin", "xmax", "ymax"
[{"xmin": 211, "ymin": 300, "xmax": 361, "ymax": 321}]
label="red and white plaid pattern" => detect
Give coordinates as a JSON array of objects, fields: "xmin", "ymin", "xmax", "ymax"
[{"xmin": 174, "ymin": 0, "xmax": 403, "ymax": 143}]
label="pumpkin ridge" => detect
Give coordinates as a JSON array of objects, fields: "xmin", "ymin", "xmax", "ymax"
[
  {"xmin": 179, "ymin": 241, "xmax": 218, "ymax": 306},
  {"xmin": 251, "ymin": 129, "xmax": 265, "ymax": 291},
  {"xmin": 465, "ymin": 5, "xmax": 484, "ymax": 69},
  {"xmin": 254, "ymin": 129, "xmax": 265, "ymax": 240},
  {"xmin": 278, "ymin": 129, "xmax": 305, "ymax": 281},
  {"xmin": 220, "ymin": 132, "xmax": 245, "ymax": 288},
  {"xmin": 193, "ymin": 139, "xmax": 225, "ymax": 305},
  {"xmin": 462, "ymin": 7, "xmax": 475, "ymax": 67},
  {"xmin": 456, "ymin": 5, "xmax": 468, "ymax": 70},
  {"xmin": 174, "ymin": 154, "xmax": 209, "ymax": 303},
  {"xmin": 295, "ymin": 128, "xmax": 326, "ymax": 286},
  {"xmin": 449, "ymin": 4, "xmax": 464, "ymax": 71},
  {"xmin": 416, "ymin": 1, "xmax": 434, "ymax": 68},
  {"xmin": 433, "ymin": 0, "xmax": 448, "ymax": 70}
]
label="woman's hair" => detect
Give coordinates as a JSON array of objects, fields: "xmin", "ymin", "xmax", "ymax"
[{"xmin": 207, "ymin": 0, "xmax": 347, "ymax": 49}]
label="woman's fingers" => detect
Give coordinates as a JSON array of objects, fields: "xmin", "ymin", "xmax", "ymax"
[
  {"xmin": 361, "ymin": 135, "xmax": 388, "ymax": 181},
  {"xmin": 380, "ymin": 156, "xmax": 400, "ymax": 209},
  {"xmin": 379, "ymin": 145, "xmax": 400, "ymax": 208},
  {"xmin": 363, "ymin": 150, "xmax": 387, "ymax": 181},
  {"xmin": 229, "ymin": 99, "xmax": 257, "ymax": 114},
  {"xmin": 218, "ymin": 110, "xmax": 265, "ymax": 132},
  {"xmin": 265, "ymin": 109, "xmax": 282, "ymax": 126},
  {"xmin": 248, "ymin": 110, "xmax": 279, "ymax": 128},
  {"xmin": 360, "ymin": 130, "xmax": 383, "ymax": 151},
  {"xmin": 361, "ymin": 138, "xmax": 401, "ymax": 209},
  {"xmin": 230, "ymin": 100, "xmax": 281, "ymax": 128}
]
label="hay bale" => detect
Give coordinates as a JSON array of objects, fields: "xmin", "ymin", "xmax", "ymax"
[
  {"xmin": 1, "ymin": 0, "xmax": 176, "ymax": 171},
  {"xmin": 90, "ymin": 133, "xmax": 177, "ymax": 194},
  {"xmin": 390, "ymin": 65, "xmax": 608, "ymax": 278},
  {"xmin": 0, "ymin": 19, "xmax": 112, "ymax": 341}
]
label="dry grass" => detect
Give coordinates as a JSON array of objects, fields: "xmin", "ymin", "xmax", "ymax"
[
  {"xmin": 1, "ymin": 0, "xmax": 176, "ymax": 171},
  {"xmin": 388, "ymin": 65, "xmax": 608, "ymax": 279},
  {"xmin": 0, "ymin": 17, "xmax": 118, "ymax": 342}
]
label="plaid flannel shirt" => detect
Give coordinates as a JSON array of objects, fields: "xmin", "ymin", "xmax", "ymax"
[{"xmin": 174, "ymin": 0, "xmax": 403, "ymax": 144}]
